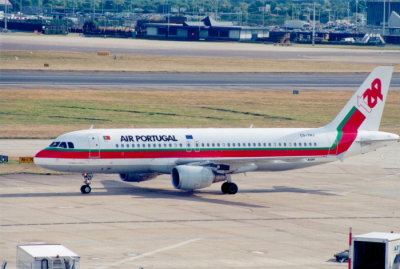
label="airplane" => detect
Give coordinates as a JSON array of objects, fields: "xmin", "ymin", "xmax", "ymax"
[{"xmin": 34, "ymin": 66, "xmax": 399, "ymax": 195}]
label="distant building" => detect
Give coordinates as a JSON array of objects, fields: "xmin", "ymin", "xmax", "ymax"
[
  {"xmin": 0, "ymin": 0, "xmax": 12, "ymax": 12},
  {"xmin": 388, "ymin": 11, "xmax": 400, "ymax": 35},
  {"xmin": 138, "ymin": 16, "xmax": 269, "ymax": 41},
  {"xmin": 367, "ymin": 0, "xmax": 400, "ymax": 26}
]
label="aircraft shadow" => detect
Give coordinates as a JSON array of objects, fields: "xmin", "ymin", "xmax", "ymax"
[{"xmin": 0, "ymin": 178, "xmax": 336, "ymax": 208}]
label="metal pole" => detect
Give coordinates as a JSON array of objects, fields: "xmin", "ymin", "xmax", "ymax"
[
  {"xmin": 383, "ymin": 0, "xmax": 386, "ymax": 35},
  {"xmin": 4, "ymin": 0, "xmax": 8, "ymax": 31},
  {"xmin": 92, "ymin": 0, "xmax": 95, "ymax": 19},
  {"xmin": 348, "ymin": 227, "xmax": 353, "ymax": 269},
  {"xmin": 312, "ymin": 2, "xmax": 315, "ymax": 46},
  {"xmin": 355, "ymin": 0, "xmax": 358, "ymax": 32}
]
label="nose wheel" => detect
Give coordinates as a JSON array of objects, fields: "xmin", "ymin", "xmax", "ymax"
[
  {"xmin": 80, "ymin": 184, "xmax": 91, "ymax": 194},
  {"xmin": 221, "ymin": 182, "xmax": 238, "ymax": 194},
  {"xmin": 81, "ymin": 173, "xmax": 93, "ymax": 194}
]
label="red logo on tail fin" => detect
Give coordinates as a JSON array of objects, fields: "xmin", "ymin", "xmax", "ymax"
[{"xmin": 357, "ymin": 78, "xmax": 383, "ymax": 113}]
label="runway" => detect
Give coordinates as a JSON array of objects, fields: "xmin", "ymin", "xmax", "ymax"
[
  {"xmin": 1, "ymin": 70, "xmax": 400, "ymax": 90},
  {"xmin": 1, "ymin": 143, "xmax": 399, "ymax": 268}
]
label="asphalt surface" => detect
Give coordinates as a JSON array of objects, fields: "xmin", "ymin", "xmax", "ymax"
[{"xmin": 1, "ymin": 70, "xmax": 400, "ymax": 90}]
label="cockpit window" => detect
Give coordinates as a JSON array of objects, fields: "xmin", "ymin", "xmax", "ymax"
[
  {"xmin": 49, "ymin": 142, "xmax": 60, "ymax": 147},
  {"xmin": 49, "ymin": 141, "xmax": 74, "ymax": 149},
  {"xmin": 59, "ymin": 142, "xmax": 67, "ymax": 148}
]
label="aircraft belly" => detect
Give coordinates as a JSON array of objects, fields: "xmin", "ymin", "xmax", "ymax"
[{"xmin": 255, "ymin": 157, "xmax": 334, "ymax": 171}]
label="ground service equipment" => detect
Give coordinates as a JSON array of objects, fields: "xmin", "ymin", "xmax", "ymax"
[
  {"xmin": 352, "ymin": 232, "xmax": 400, "ymax": 269},
  {"xmin": 17, "ymin": 244, "xmax": 80, "ymax": 269}
]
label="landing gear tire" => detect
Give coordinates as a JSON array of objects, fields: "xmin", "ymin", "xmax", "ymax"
[
  {"xmin": 221, "ymin": 182, "xmax": 238, "ymax": 195},
  {"xmin": 80, "ymin": 184, "xmax": 91, "ymax": 194},
  {"xmin": 221, "ymin": 182, "xmax": 229, "ymax": 194},
  {"xmin": 81, "ymin": 172, "xmax": 93, "ymax": 194}
]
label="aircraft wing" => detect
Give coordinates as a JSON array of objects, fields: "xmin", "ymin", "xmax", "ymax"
[{"xmin": 175, "ymin": 155, "xmax": 324, "ymax": 174}]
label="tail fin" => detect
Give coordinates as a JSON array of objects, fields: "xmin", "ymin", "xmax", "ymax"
[{"xmin": 325, "ymin": 66, "xmax": 393, "ymax": 131}]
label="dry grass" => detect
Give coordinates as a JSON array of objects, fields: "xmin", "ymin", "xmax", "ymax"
[
  {"xmin": 1, "ymin": 89, "xmax": 399, "ymax": 138},
  {"xmin": 1, "ymin": 50, "xmax": 397, "ymax": 72}
]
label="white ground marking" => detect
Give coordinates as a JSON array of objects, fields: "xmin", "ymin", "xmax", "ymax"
[{"xmin": 99, "ymin": 238, "xmax": 202, "ymax": 269}]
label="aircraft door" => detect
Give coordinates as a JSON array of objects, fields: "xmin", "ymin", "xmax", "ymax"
[
  {"xmin": 88, "ymin": 134, "xmax": 101, "ymax": 159},
  {"xmin": 327, "ymin": 131, "xmax": 339, "ymax": 156}
]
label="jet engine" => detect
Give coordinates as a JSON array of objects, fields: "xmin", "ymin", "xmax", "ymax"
[
  {"xmin": 171, "ymin": 165, "xmax": 227, "ymax": 190},
  {"xmin": 119, "ymin": 172, "xmax": 159, "ymax": 182}
]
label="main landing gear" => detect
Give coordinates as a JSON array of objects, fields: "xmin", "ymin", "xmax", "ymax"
[
  {"xmin": 80, "ymin": 172, "xmax": 93, "ymax": 194},
  {"xmin": 221, "ymin": 182, "xmax": 238, "ymax": 195}
]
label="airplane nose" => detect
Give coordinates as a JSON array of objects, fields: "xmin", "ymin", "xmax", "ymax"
[{"xmin": 34, "ymin": 149, "xmax": 49, "ymax": 168}]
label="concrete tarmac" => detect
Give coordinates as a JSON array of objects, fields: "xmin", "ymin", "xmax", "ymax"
[
  {"xmin": 1, "ymin": 34, "xmax": 399, "ymax": 64},
  {"xmin": 1, "ymin": 143, "xmax": 399, "ymax": 268}
]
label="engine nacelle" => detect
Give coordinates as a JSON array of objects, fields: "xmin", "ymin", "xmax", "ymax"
[
  {"xmin": 119, "ymin": 172, "xmax": 159, "ymax": 182},
  {"xmin": 171, "ymin": 165, "xmax": 227, "ymax": 190}
]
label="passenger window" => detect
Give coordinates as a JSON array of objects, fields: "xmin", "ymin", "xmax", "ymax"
[
  {"xmin": 268, "ymin": 143, "xmax": 271, "ymax": 147},
  {"xmin": 217, "ymin": 143, "xmax": 220, "ymax": 147},
  {"xmin": 132, "ymin": 144, "xmax": 135, "ymax": 148},
  {"xmin": 159, "ymin": 144, "xmax": 162, "ymax": 147},
  {"xmin": 126, "ymin": 144, "xmax": 130, "ymax": 148},
  {"xmin": 116, "ymin": 144, "xmax": 119, "ymax": 148},
  {"xmin": 227, "ymin": 143, "xmax": 230, "ymax": 147},
  {"xmin": 212, "ymin": 143, "xmax": 215, "ymax": 147},
  {"xmin": 314, "ymin": 142, "xmax": 317, "ymax": 146},
  {"xmin": 201, "ymin": 143, "xmax": 205, "ymax": 147},
  {"xmin": 237, "ymin": 143, "xmax": 240, "ymax": 146},
  {"xmin": 263, "ymin": 143, "xmax": 266, "ymax": 147},
  {"xmin": 121, "ymin": 144, "xmax": 124, "ymax": 148},
  {"xmin": 232, "ymin": 143, "xmax": 236, "ymax": 147},
  {"xmin": 294, "ymin": 143, "xmax": 297, "ymax": 147},
  {"xmin": 283, "ymin": 143, "xmax": 287, "ymax": 147},
  {"xmin": 142, "ymin": 144, "xmax": 146, "ymax": 148},
  {"xmin": 309, "ymin": 143, "xmax": 312, "ymax": 146},
  {"xmin": 59, "ymin": 142, "xmax": 67, "ymax": 148}
]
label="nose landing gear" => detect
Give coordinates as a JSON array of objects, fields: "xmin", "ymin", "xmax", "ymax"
[{"xmin": 80, "ymin": 172, "xmax": 93, "ymax": 194}]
